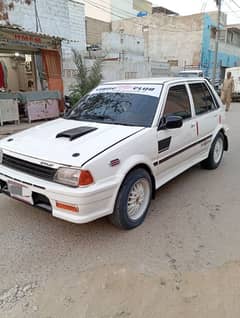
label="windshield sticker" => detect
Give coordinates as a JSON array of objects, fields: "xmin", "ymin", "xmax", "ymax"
[{"xmin": 91, "ymin": 84, "xmax": 162, "ymax": 98}]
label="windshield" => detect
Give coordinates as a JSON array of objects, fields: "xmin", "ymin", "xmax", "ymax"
[{"xmin": 66, "ymin": 85, "xmax": 162, "ymax": 127}]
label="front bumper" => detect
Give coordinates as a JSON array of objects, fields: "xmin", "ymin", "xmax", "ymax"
[{"xmin": 0, "ymin": 165, "xmax": 119, "ymax": 224}]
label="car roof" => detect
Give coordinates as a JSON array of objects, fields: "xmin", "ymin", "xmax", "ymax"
[{"xmin": 104, "ymin": 77, "xmax": 207, "ymax": 85}]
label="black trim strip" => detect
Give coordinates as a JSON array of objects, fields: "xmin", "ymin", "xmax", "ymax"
[
  {"xmin": 153, "ymin": 135, "xmax": 212, "ymax": 167},
  {"xmin": 81, "ymin": 128, "xmax": 145, "ymax": 167}
]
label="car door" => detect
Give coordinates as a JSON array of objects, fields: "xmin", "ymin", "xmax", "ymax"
[
  {"xmin": 155, "ymin": 84, "xmax": 197, "ymax": 180},
  {"xmin": 188, "ymin": 82, "xmax": 220, "ymax": 155}
]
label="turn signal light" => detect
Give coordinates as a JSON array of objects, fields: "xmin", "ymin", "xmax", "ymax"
[
  {"xmin": 79, "ymin": 170, "xmax": 94, "ymax": 186},
  {"xmin": 56, "ymin": 201, "xmax": 79, "ymax": 213}
]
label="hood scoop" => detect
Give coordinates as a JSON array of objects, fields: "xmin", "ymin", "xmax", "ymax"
[{"xmin": 56, "ymin": 126, "xmax": 97, "ymax": 141}]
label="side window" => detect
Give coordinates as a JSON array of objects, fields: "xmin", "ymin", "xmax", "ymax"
[
  {"xmin": 163, "ymin": 85, "xmax": 191, "ymax": 119},
  {"xmin": 190, "ymin": 83, "xmax": 218, "ymax": 115}
]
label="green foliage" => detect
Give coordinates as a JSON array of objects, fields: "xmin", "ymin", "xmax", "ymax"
[{"xmin": 70, "ymin": 50, "xmax": 103, "ymax": 106}]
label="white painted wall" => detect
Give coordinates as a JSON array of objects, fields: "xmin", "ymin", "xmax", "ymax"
[
  {"xmin": 62, "ymin": 1, "xmax": 86, "ymax": 93},
  {"xmin": 102, "ymin": 60, "xmax": 149, "ymax": 82},
  {"xmin": 101, "ymin": 31, "xmax": 147, "ymax": 81},
  {"xmin": 102, "ymin": 32, "xmax": 144, "ymax": 61}
]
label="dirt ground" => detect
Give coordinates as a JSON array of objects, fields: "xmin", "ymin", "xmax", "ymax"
[
  {"xmin": 0, "ymin": 104, "xmax": 240, "ymax": 317},
  {"xmin": 2, "ymin": 262, "xmax": 240, "ymax": 318}
]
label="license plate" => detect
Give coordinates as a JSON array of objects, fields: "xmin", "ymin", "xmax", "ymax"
[{"xmin": 8, "ymin": 181, "xmax": 33, "ymax": 204}]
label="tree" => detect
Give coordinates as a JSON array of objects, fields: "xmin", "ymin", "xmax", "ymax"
[
  {"xmin": 70, "ymin": 50, "xmax": 103, "ymax": 105},
  {"xmin": 0, "ymin": 0, "xmax": 32, "ymax": 21}
]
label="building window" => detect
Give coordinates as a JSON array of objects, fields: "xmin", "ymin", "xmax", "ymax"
[
  {"xmin": 125, "ymin": 72, "xmax": 137, "ymax": 79},
  {"xmin": 168, "ymin": 60, "xmax": 178, "ymax": 67}
]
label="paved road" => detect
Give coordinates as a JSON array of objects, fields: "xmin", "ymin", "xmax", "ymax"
[{"xmin": 0, "ymin": 104, "xmax": 240, "ymax": 317}]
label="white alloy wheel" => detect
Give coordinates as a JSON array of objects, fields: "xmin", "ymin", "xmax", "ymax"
[
  {"xmin": 213, "ymin": 137, "xmax": 224, "ymax": 164},
  {"xmin": 127, "ymin": 178, "xmax": 151, "ymax": 221}
]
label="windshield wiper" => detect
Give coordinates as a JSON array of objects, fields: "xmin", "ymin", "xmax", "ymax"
[
  {"xmin": 112, "ymin": 122, "xmax": 140, "ymax": 127},
  {"xmin": 80, "ymin": 114, "xmax": 114, "ymax": 121}
]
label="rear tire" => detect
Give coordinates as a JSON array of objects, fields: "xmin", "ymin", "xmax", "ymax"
[
  {"xmin": 109, "ymin": 168, "xmax": 152, "ymax": 230},
  {"xmin": 201, "ymin": 132, "xmax": 224, "ymax": 170}
]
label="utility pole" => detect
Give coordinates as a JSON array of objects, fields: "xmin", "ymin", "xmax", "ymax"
[
  {"xmin": 212, "ymin": 0, "xmax": 221, "ymax": 85},
  {"xmin": 142, "ymin": 25, "xmax": 150, "ymax": 77},
  {"xmin": 33, "ymin": 0, "xmax": 42, "ymax": 32},
  {"xmin": 33, "ymin": 0, "xmax": 38, "ymax": 32},
  {"xmin": 120, "ymin": 28, "xmax": 125, "ymax": 79}
]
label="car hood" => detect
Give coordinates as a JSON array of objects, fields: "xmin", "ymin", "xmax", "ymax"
[{"xmin": 1, "ymin": 119, "xmax": 144, "ymax": 167}]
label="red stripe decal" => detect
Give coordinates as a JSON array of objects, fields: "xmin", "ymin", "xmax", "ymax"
[{"xmin": 196, "ymin": 121, "xmax": 199, "ymax": 136}]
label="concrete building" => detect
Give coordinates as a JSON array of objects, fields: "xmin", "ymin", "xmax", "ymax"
[
  {"xmin": 84, "ymin": 0, "xmax": 152, "ymax": 48},
  {"xmin": 152, "ymin": 6, "xmax": 178, "ymax": 16},
  {"xmin": 6, "ymin": 0, "xmax": 86, "ymax": 93},
  {"xmin": 83, "ymin": 0, "xmax": 152, "ymax": 23},
  {"xmin": 112, "ymin": 11, "xmax": 240, "ymax": 81}
]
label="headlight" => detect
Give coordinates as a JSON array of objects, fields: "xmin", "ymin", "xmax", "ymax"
[
  {"xmin": 0, "ymin": 148, "xmax": 3, "ymax": 164},
  {"xmin": 54, "ymin": 167, "xmax": 94, "ymax": 187}
]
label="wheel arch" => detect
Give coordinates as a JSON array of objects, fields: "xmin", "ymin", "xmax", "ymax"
[
  {"xmin": 219, "ymin": 128, "xmax": 229, "ymax": 151},
  {"xmin": 120, "ymin": 163, "xmax": 156, "ymax": 199},
  {"xmin": 212, "ymin": 127, "xmax": 228, "ymax": 152}
]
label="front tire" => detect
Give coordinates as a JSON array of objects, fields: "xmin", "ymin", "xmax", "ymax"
[
  {"xmin": 201, "ymin": 132, "xmax": 224, "ymax": 170},
  {"xmin": 109, "ymin": 168, "xmax": 152, "ymax": 230}
]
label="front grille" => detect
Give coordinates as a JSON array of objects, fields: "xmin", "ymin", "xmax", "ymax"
[{"xmin": 2, "ymin": 154, "xmax": 57, "ymax": 181}]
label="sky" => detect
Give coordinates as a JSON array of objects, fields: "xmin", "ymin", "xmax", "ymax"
[{"xmin": 153, "ymin": 0, "xmax": 240, "ymax": 24}]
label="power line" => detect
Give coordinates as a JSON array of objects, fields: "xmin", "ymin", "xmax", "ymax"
[
  {"xmin": 84, "ymin": 0, "xmax": 133, "ymax": 20},
  {"xmin": 201, "ymin": 0, "xmax": 208, "ymax": 12},
  {"xmin": 85, "ymin": 0, "xmax": 205, "ymax": 33},
  {"xmin": 223, "ymin": 0, "xmax": 240, "ymax": 19},
  {"xmin": 229, "ymin": 0, "xmax": 240, "ymax": 10},
  {"xmin": 33, "ymin": 0, "xmax": 42, "ymax": 32},
  {"xmin": 97, "ymin": 0, "xmax": 138, "ymax": 19},
  {"xmin": 212, "ymin": 0, "xmax": 221, "ymax": 83}
]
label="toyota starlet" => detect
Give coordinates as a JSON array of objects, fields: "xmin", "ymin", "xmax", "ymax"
[{"xmin": 0, "ymin": 78, "xmax": 228, "ymax": 229}]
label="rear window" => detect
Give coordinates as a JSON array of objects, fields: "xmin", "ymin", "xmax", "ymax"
[
  {"xmin": 66, "ymin": 84, "xmax": 162, "ymax": 127},
  {"xmin": 189, "ymin": 83, "xmax": 218, "ymax": 115}
]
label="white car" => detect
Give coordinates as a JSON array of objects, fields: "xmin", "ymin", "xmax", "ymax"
[{"xmin": 0, "ymin": 78, "xmax": 228, "ymax": 230}]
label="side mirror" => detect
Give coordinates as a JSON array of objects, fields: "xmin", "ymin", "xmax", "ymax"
[{"xmin": 159, "ymin": 115, "xmax": 183, "ymax": 130}]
